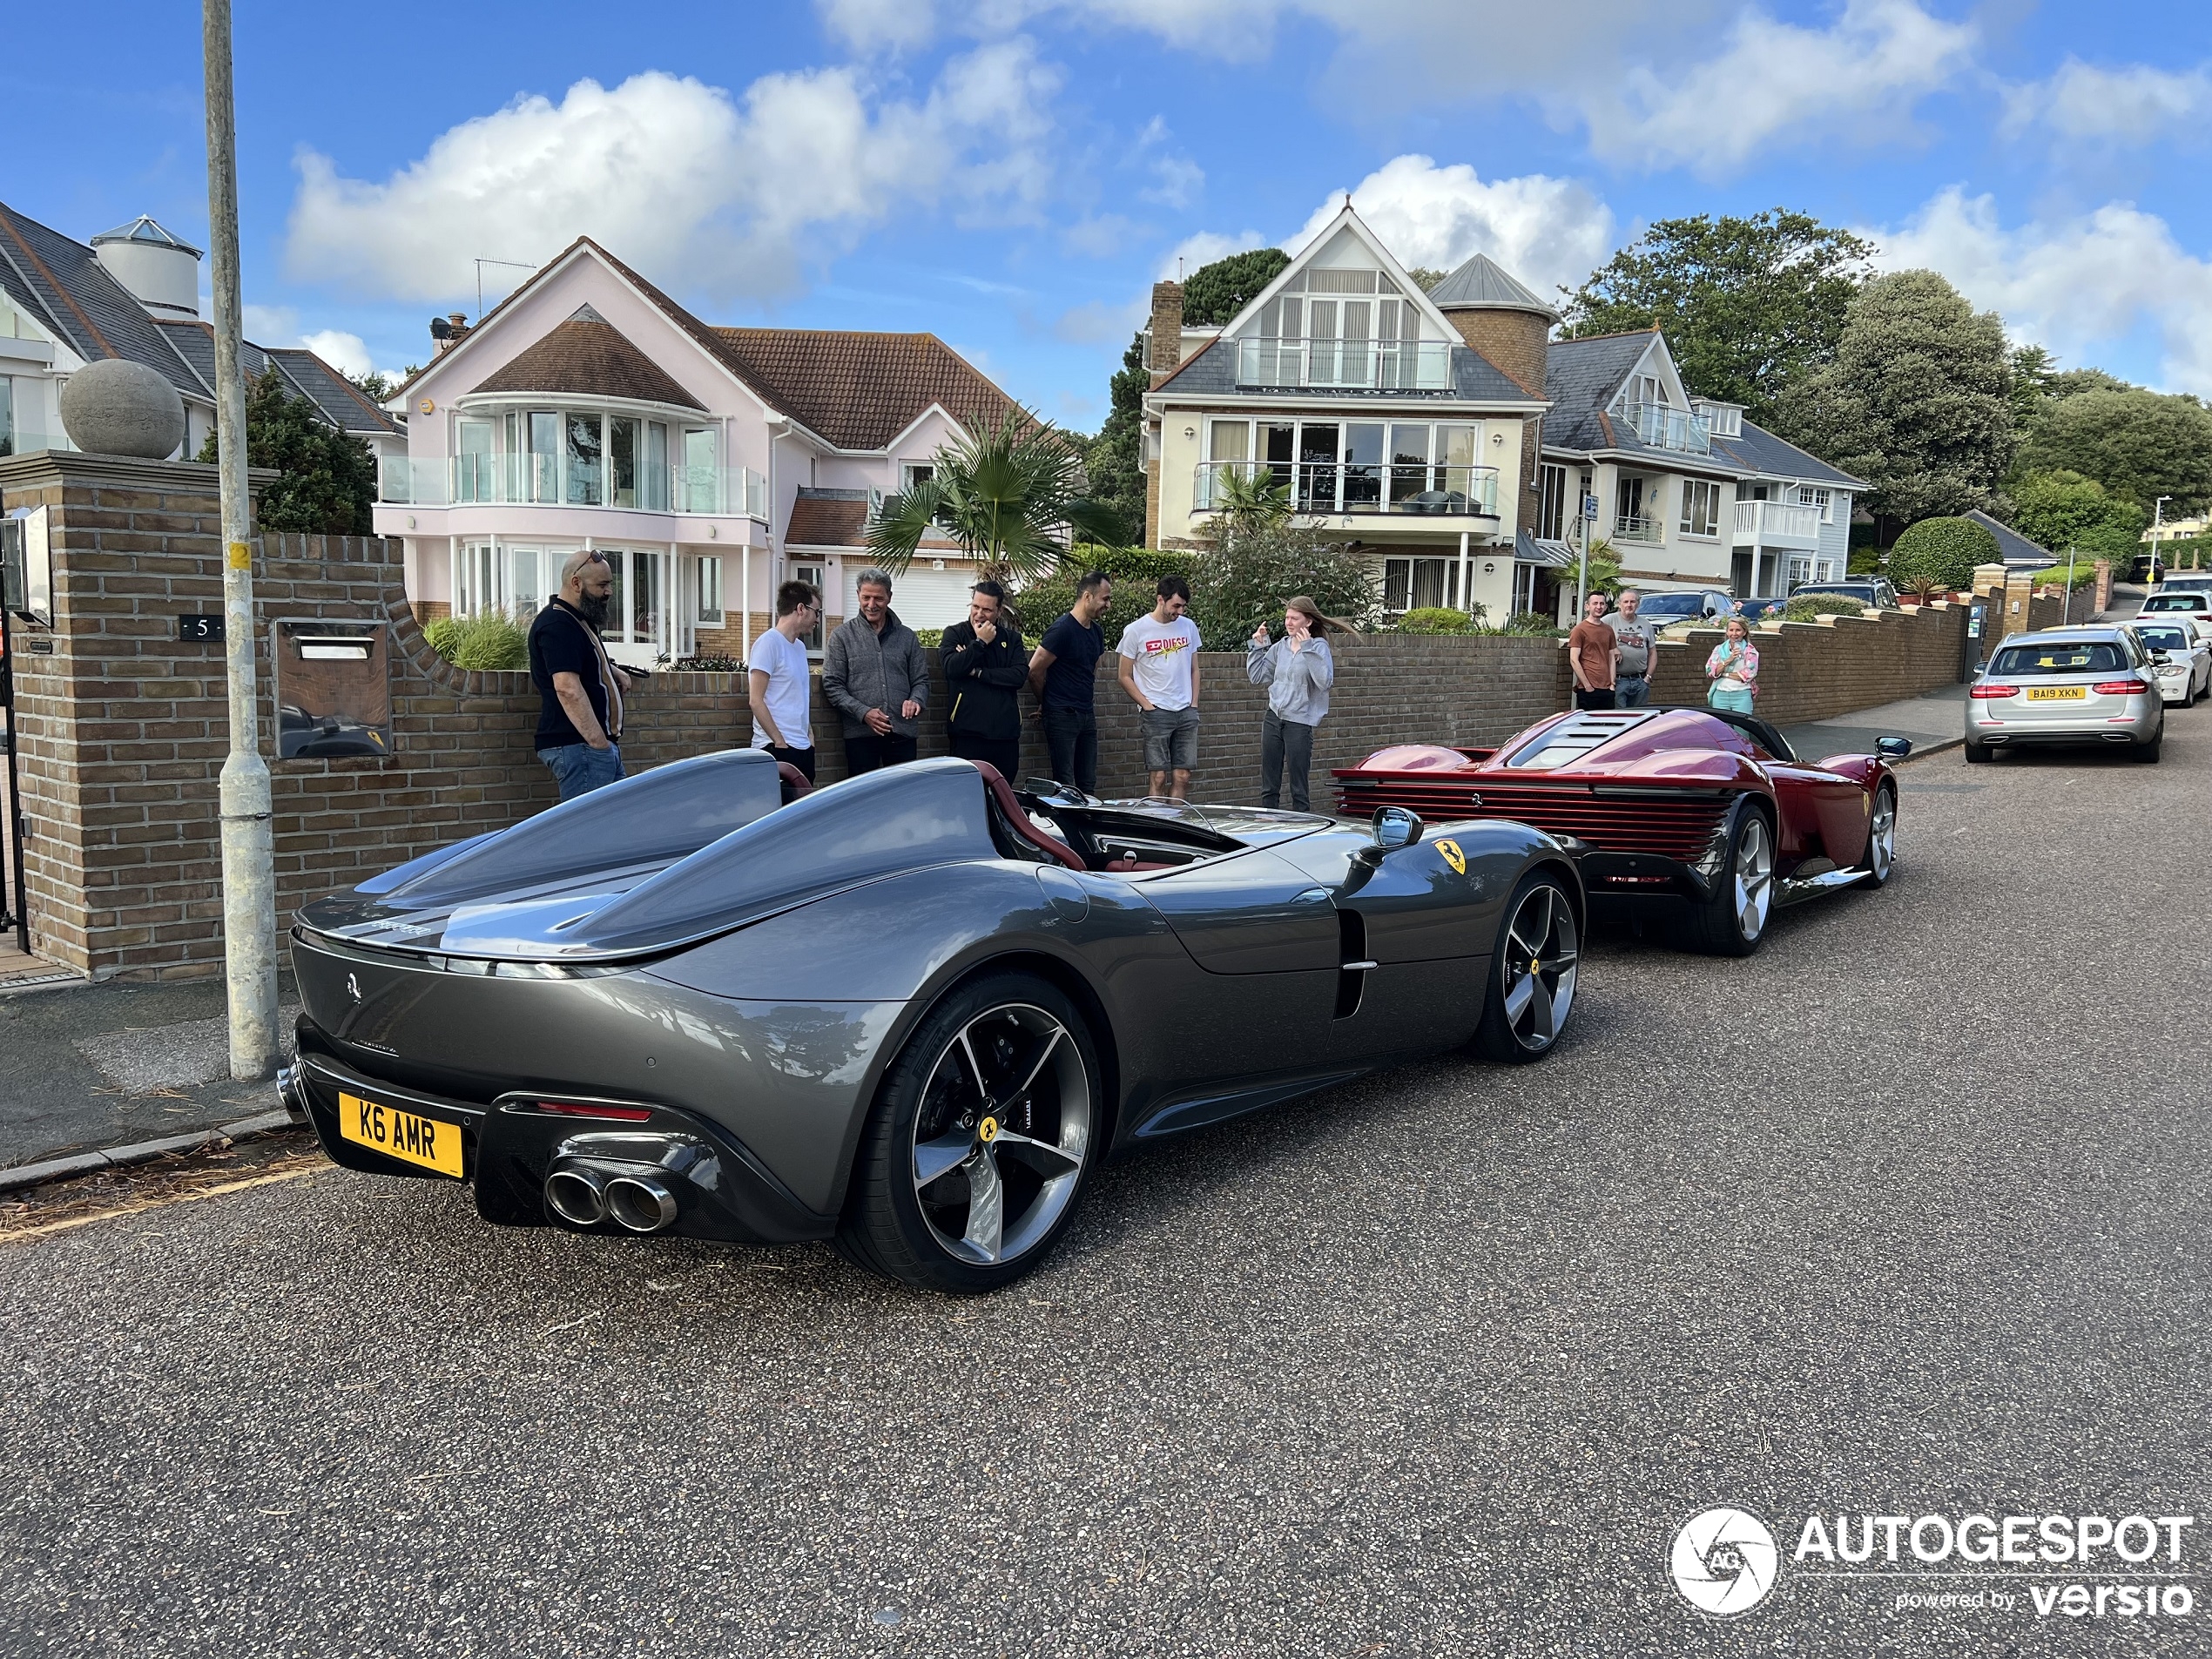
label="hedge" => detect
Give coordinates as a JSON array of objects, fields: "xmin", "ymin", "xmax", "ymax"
[
  {"xmin": 424, "ymin": 610, "xmax": 529, "ymax": 670},
  {"xmin": 1394, "ymin": 606, "xmax": 1479, "ymax": 635},
  {"xmin": 1888, "ymin": 516, "xmax": 2000, "ymax": 592}
]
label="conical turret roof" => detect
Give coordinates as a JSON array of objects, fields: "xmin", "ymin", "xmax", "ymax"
[
  {"xmin": 1426, "ymin": 253, "xmax": 1555, "ymax": 320},
  {"xmin": 91, "ymin": 215, "xmax": 202, "ymax": 258}
]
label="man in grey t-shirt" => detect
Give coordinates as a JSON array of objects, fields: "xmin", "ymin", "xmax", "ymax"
[{"xmin": 1608, "ymin": 588, "xmax": 1656, "ymax": 707}]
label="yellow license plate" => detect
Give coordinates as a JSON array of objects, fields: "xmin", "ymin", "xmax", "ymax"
[
  {"xmin": 338, "ymin": 1091, "xmax": 464, "ymax": 1177},
  {"xmin": 2026, "ymin": 685, "xmax": 2087, "ymax": 701}
]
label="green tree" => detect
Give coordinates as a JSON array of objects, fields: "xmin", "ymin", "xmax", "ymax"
[
  {"xmin": 198, "ymin": 367, "xmax": 375, "ymax": 535},
  {"xmin": 2013, "ymin": 388, "xmax": 2212, "ymax": 516},
  {"xmin": 2008, "ymin": 469, "xmax": 2147, "ymax": 554},
  {"xmin": 1199, "ymin": 464, "xmax": 1292, "ymax": 538},
  {"xmin": 1404, "ymin": 267, "xmax": 1447, "ymax": 293},
  {"xmin": 1887, "ymin": 516, "xmax": 2000, "ymax": 594},
  {"xmin": 1008, "ymin": 546, "xmax": 1189, "ymax": 642},
  {"xmin": 1770, "ymin": 270, "xmax": 2015, "ymax": 532},
  {"xmin": 1083, "ymin": 334, "xmax": 1148, "ymax": 546},
  {"xmin": 1180, "ymin": 247, "xmax": 1291, "ymax": 327},
  {"xmin": 1187, "ymin": 521, "xmax": 1376, "ymax": 647},
  {"xmin": 868, "ymin": 409, "xmax": 1125, "ymax": 587},
  {"xmin": 1558, "ymin": 210, "xmax": 1874, "ymax": 421},
  {"xmin": 346, "ymin": 369, "xmax": 399, "ymax": 404}
]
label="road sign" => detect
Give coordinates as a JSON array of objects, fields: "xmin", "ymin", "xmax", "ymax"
[{"xmin": 1582, "ymin": 495, "xmax": 1600, "ymax": 520}]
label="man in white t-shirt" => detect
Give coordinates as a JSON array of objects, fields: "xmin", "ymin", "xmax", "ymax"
[
  {"xmin": 1116, "ymin": 574, "xmax": 1203, "ymax": 799},
  {"xmin": 749, "ymin": 579, "xmax": 820, "ymax": 782}
]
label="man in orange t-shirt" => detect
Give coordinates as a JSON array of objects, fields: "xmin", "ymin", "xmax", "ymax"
[{"xmin": 1567, "ymin": 591, "xmax": 1619, "ymax": 710}]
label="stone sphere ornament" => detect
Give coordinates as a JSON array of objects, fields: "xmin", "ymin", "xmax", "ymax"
[{"xmin": 59, "ymin": 358, "xmax": 188, "ymax": 460}]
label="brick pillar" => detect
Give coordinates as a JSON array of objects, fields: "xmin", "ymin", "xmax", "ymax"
[
  {"xmin": 2001, "ymin": 569, "xmax": 2036, "ymax": 641},
  {"xmin": 2093, "ymin": 558, "xmax": 2112, "ymax": 617},
  {"xmin": 1148, "ymin": 281, "xmax": 1184, "ymax": 388}
]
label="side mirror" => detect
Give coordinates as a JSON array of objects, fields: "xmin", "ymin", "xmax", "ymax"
[
  {"xmin": 1371, "ymin": 806, "xmax": 1423, "ymax": 852},
  {"xmin": 2149, "ymin": 650, "xmax": 2172, "ymax": 664},
  {"xmin": 1875, "ymin": 736, "xmax": 1912, "ymax": 759}
]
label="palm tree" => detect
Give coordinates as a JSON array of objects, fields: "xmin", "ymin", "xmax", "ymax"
[
  {"xmin": 867, "ymin": 410, "xmax": 1126, "ymax": 586},
  {"xmin": 1202, "ymin": 464, "xmax": 1293, "ymax": 538}
]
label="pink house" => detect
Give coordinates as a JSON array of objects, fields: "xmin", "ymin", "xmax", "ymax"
[{"xmin": 375, "ymin": 238, "xmax": 1015, "ymax": 667}]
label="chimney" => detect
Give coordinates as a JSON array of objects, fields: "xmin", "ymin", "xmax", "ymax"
[
  {"xmin": 431, "ymin": 312, "xmax": 472, "ymax": 356},
  {"xmin": 1148, "ymin": 281, "xmax": 1184, "ymax": 388}
]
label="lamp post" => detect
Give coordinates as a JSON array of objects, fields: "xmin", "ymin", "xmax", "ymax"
[
  {"xmin": 203, "ymin": 0, "xmax": 280, "ymax": 1081},
  {"xmin": 2151, "ymin": 496, "xmax": 2171, "ymax": 586}
]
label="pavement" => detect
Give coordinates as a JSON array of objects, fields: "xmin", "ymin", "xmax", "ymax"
[
  {"xmin": 1782, "ymin": 683, "xmax": 1966, "ymax": 761},
  {"xmin": 0, "ymin": 694, "xmax": 2206, "ymax": 1654}
]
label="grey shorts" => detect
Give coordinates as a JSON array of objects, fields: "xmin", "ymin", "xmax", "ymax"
[{"xmin": 1141, "ymin": 705, "xmax": 1200, "ymax": 772}]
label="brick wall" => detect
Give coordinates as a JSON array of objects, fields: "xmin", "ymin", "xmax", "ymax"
[{"xmin": 0, "ymin": 450, "xmax": 1980, "ymax": 980}]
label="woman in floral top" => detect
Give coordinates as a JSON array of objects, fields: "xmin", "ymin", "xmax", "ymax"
[{"xmin": 1705, "ymin": 617, "xmax": 1760, "ymax": 713}]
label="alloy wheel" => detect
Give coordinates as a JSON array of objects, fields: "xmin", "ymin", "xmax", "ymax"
[
  {"xmin": 1736, "ymin": 815, "xmax": 1775, "ymax": 942},
  {"xmin": 1867, "ymin": 791, "xmax": 1896, "ymax": 881},
  {"xmin": 910, "ymin": 1003, "xmax": 1091, "ymax": 1265},
  {"xmin": 1499, "ymin": 883, "xmax": 1579, "ymax": 1053}
]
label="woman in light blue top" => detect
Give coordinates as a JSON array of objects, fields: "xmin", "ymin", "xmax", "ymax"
[
  {"xmin": 1247, "ymin": 595, "xmax": 1349, "ymax": 812},
  {"xmin": 1705, "ymin": 616, "xmax": 1761, "ymax": 714}
]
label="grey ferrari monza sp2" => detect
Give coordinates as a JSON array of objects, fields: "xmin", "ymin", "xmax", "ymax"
[{"xmin": 284, "ymin": 752, "xmax": 1585, "ymax": 1291}]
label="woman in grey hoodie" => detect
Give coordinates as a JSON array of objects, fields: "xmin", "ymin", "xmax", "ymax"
[{"xmin": 1246, "ymin": 595, "xmax": 1350, "ymax": 812}]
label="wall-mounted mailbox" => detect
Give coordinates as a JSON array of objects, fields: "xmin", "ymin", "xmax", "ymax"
[{"xmin": 275, "ymin": 618, "xmax": 392, "ymax": 760}]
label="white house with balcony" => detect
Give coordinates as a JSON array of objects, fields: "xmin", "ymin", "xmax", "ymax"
[
  {"xmin": 1532, "ymin": 329, "xmax": 1863, "ymax": 615},
  {"xmin": 1140, "ymin": 205, "xmax": 1549, "ymax": 624},
  {"xmin": 375, "ymin": 237, "xmax": 1015, "ymax": 667}
]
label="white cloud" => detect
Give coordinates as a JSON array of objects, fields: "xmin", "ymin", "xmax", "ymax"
[
  {"xmin": 1874, "ymin": 187, "xmax": 2212, "ymax": 393},
  {"xmin": 2002, "ymin": 57, "xmax": 2212, "ymax": 145},
  {"xmin": 299, "ymin": 329, "xmax": 378, "ymax": 378},
  {"xmin": 1157, "ymin": 228, "xmax": 1269, "ymax": 280},
  {"xmin": 1591, "ymin": 0, "xmax": 1975, "ymax": 174},
  {"xmin": 285, "ymin": 45, "xmax": 1062, "ymax": 306},
  {"xmin": 1291, "ymin": 156, "xmax": 1615, "ymax": 302}
]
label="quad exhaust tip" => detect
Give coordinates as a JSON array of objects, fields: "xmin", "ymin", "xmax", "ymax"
[
  {"xmin": 545, "ymin": 1167, "xmax": 607, "ymax": 1227},
  {"xmin": 605, "ymin": 1175, "xmax": 678, "ymax": 1233},
  {"xmin": 544, "ymin": 1163, "xmax": 678, "ymax": 1232}
]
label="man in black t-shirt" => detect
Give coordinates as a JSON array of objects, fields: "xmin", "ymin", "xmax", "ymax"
[
  {"xmin": 1024, "ymin": 570, "xmax": 1112, "ymax": 795},
  {"xmin": 528, "ymin": 550, "xmax": 633, "ymax": 802}
]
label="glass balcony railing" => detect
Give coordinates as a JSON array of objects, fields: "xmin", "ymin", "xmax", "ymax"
[
  {"xmin": 0, "ymin": 430, "xmax": 74, "ymax": 457},
  {"xmin": 379, "ymin": 455, "xmax": 768, "ymax": 517},
  {"xmin": 1234, "ymin": 336, "xmax": 1455, "ymax": 391},
  {"xmin": 1194, "ymin": 459, "xmax": 1499, "ymax": 517},
  {"xmin": 1628, "ymin": 401, "xmax": 1713, "ymax": 455},
  {"xmin": 1612, "ymin": 513, "xmax": 1663, "ymax": 543}
]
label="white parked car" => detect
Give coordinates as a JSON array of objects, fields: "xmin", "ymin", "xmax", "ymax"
[
  {"xmin": 2125, "ymin": 619, "xmax": 2211, "ymax": 705},
  {"xmin": 2134, "ymin": 589, "xmax": 2212, "ymax": 646}
]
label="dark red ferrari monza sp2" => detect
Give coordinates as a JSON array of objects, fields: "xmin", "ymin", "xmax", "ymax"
[{"xmin": 1334, "ymin": 706, "xmax": 1911, "ymax": 956}]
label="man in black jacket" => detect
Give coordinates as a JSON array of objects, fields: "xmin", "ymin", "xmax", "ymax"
[{"xmin": 939, "ymin": 580, "xmax": 1028, "ymax": 783}]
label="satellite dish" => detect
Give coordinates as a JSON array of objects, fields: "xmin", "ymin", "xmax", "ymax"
[{"xmin": 428, "ymin": 317, "xmax": 452, "ymax": 341}]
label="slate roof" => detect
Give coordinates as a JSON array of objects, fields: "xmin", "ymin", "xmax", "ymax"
[
  {"xmin": 1966, "ymin": 508, "xmax": 2053, "ymax": 565},
  {"xmin": 1147, "ymin": 334, "xmax": 1538, "ymax": 406},
  {"xmin": 786, "ymin": 488, "xmax": 872, "ymax": 548},
  {"xmin": 1542, "ymin": 330, "xmax": 1865, "ymax": 488},
  {"xmin": 0, "ymin": 201, "xmax": 209, "ymax": 403},
  {"xmin": 1427, "ymin": 253, "xmax": 1557, "ymax": 319},
  {"xmin": 265, "ymin": 347, "xmax": 401, "ymax": 437},
  {"xmin": 473, "ymin": 317, "xmax": 705, "ymax": 411}
]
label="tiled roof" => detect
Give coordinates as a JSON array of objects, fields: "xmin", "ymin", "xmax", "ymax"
[
  {"xmin": 710, "ymin": 327, "xmax": 1010, "ymax": 449},
  {"xmin": 472, "ymin": 317, "xmax": 705, "ymax": 411},
  {"xmin": 1710, "ymin": 422, "xmax": 1865, "ymax": 489},
  {"xmin": 0, "ymin": 201, "xmax": 209, "ymax": 403},
  {"xmin": 1148, "ymin": 333, "xmax": 1539, "ymax": 405},
  {"xmin": 265, "ymin": 348, "xmax": 401, "ymax": 436},
  {"xmin": 1428, "ymin": 253, "xmax": 1557, "ymax": 319},
  {"xmin": 786, "ymin": 488, "xmax": 871, "ymax": 548},
  {"xmin": 1966, "ymin": 508, "xmax": 2050, "ymax": 563}
]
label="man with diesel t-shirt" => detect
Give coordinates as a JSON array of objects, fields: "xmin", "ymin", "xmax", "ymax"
[
  {"xmin": 1027, "ymin": 570, "xmax": 1112, "ymax": 794},
  {"xmin": 748, "ymin": 579, "xmax": 819, "ymax": 780},
  {"xmin": 1567, "ymin": 590, "xmax": 1619, "ymax": 711},
  {"xmin": 1117, "ymin": 574, "xmax": 1203, "ymax": 799},
  {"xmin": 529, "ymin": 550, "xmax": 633, "ymax": 802}
]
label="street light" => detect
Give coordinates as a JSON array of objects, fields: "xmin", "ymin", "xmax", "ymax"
[{"xmin": 2151, "ymin": 496, "xmax": 2172, "ymax": 585}]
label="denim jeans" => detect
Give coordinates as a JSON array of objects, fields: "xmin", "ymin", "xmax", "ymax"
[
  {"xmin": 539, "ymin": 741, "xmax": 624, "ymax": 802},
  {"xmin": 1259, "ymin": 711, "xmax": 1317, "ymax": 812},
  {"xmin": 1616, "ymin": 676, "xmax": 1650, "ymax": 707},
  {"xmin": 1140, "ymin": 705, "xmax": 1201, "ymax": 775},
  {"xmin": 1042, "ymin": 705, "xmax": 1097, "ymax": 794}
]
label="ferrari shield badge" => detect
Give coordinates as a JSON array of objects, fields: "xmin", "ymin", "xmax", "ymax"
[
  {"xmin": 1436, "ymin": 839, "xmax": 1467, "ymax": 875},
  {"xmin": 979, "ymin": 1116, "xmax": 1001, "ymax": 1143}
]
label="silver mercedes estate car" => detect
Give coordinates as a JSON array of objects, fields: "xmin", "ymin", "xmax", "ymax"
[{"xmin": 1966, "ymin": 625, "xmax": 2165, "ymax": 764}]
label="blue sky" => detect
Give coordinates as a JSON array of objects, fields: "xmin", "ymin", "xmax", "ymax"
[{"xmin": 10, "ymin": 2, "xmax": 2212, "ymax": 428}]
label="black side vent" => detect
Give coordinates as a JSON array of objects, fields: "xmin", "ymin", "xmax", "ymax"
[{"xmin": 1334, "ymin": 909, "xmax": 1367, "ymax": 1020}]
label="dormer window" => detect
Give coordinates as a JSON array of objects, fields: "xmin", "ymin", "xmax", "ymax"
[{"xmin": 1630, "ymin": 374, "xmax": 1663, "ymax": 408}]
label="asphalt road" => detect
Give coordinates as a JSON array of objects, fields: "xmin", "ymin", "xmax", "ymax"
[{"xmin": 3, "ymin": 708, "xmax": 2208, "ymax": 1656}]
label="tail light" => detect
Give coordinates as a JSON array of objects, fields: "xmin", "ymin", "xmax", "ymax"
[
  {"xmin": 534, "ymin": 1102, "xmax": 654, "ymax": 1122},
  {"xmin": 1969, "ymin": 684, "xmax": 2019, "ymax": 698},
  {"xmin": 2092, "ymin": 678, "xmax": 2151, "ymax": 696}
]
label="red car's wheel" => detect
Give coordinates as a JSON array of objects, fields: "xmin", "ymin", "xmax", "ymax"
[
  {"xmin": 1855, "ymin": 784, "xmax": 1897, "ymax": 887},
  {"xmin": 1686, "ymin": 806, "xmax": 1774, "ymax": 958}
]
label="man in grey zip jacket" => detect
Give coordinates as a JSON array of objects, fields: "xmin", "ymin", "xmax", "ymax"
[{"xmin": 823, "ymin": 567, "xmax": 928, "ymax": 774}]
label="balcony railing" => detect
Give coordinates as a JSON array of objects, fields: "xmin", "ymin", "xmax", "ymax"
[
  {"xmin": 379, "ymin": 455, "xmax": 767, "ymax": 517},
  {"xmin": 1612, "ymin": 513, "xmax": 1663, "ymax": 544},
  {"xmin": 1194, "ymin": 459, "xmax": 1498, "ymax": 518},
  {"xmin": 1233, "ymin": 336, "xmax": 1454, "ymax": 392},
  {"xmin": 1730, "ymin": 500, "xmax": 1823, "ymax": 545},
  {"xmin": 1628, "ymin": 401, "xmax": 1712, "ymax": 455}
]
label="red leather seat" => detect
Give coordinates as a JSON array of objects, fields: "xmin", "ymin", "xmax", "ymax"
[
  {"xmin": 775, "ymin": 761, "xmax": 813, "ymax": 802},
  {"xmin": 970, "ymin": 761, "xmax": 1087, "ymax": 872}
]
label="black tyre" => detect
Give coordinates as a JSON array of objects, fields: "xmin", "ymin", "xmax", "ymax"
[
  {"xmin": 1963, "ymin": 742, "xmax": 1991, "ymax": 765},
  {"xmin": 2134, "ymin": 732, "xmax": 2162, "ymax": 764},
  {"xmin": 836, "ymin": 972, "xmax": 1100, "ymax": 1295},
  {"xmin": 1855, "ymin": 784, "xmax": 1897, "ymax": 888},
  {"xmin": 1470, "ymin": 868, "xmax": 1580, "ymax": 1063},
  {"xmin": 1686, "ymin": 805, "xmax": 1776, "ymax": 958}
]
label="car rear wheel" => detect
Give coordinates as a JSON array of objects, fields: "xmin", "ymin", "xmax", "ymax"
[
  {"xmin": 1470, "ymin": 869, "xmax": 1580, "ymax": 1063},
  {"xmin": 1856, "ymin": 784, "xmax": 1897, "ymax": 887},
  {"xmin": 1687, "ymin": 806, "xmax": 1775, "ymax": 958},
  {"xmin": 1963, "ymin": 742, "xmax": 1991, "ymax": 765},
  {"xmin": 836, "ymin": 972, "xmax": 1100, "ymax": 1295},
  {"xmin": 2134, "ymin": 732, "xmax": 2162, "ymax": 764}
]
